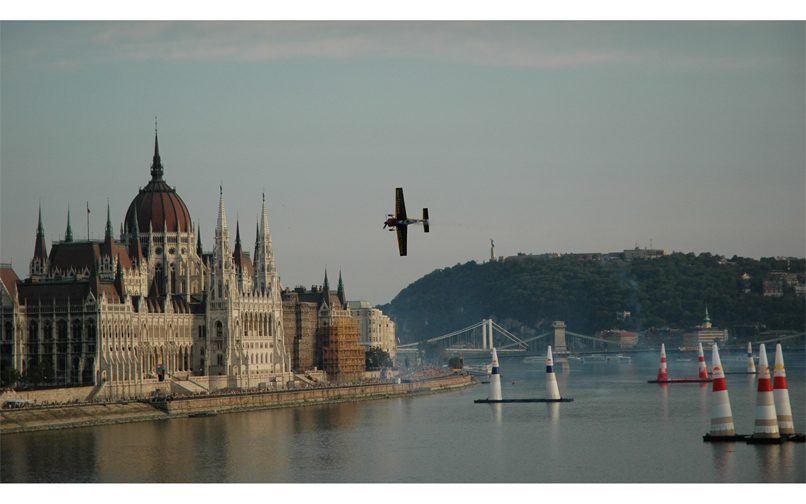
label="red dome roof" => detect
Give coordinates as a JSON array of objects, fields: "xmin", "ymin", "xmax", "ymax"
[{"xmin": 124, "ymin": 133, "xmax": 192, "ymax": 234}]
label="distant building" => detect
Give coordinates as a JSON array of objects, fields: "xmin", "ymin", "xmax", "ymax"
[
  {"xmin": 763, "ymin": 271, "xmax": 799, "ymax": 297},
  {"xmin": 741, "ymin": 273, "xmax": 752, "ymax": 296},
  {"xmin": 348, "ymin": 300, "xmax": 397, "ymax": 362},
  {"xmin": 622, "ymin": 247, "xmax": 668, "ymax": 261},
  {"xmin": 682, "ymin": 307, "xmax": 728, "ymax": 347},
  {"xmin": 500, "ymin": 246, "xmax": 667, "ymax": 263},
  {"xmin": 600, "ymin": 330, "xmax": 638, "ymax": 348}
]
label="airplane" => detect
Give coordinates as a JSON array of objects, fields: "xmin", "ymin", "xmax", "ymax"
[{"xmin": 383, "ymin": 188, "xmax": 429, "ymax": 256}]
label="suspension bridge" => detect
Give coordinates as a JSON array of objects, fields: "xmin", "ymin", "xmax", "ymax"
[{"xmin": 397, "ymin": 319, "xmax": 805, "ymax": 359}]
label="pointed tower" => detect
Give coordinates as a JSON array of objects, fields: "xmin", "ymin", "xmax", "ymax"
[
  {"xmin": 253, "ymin": 193, "xmax": 278, "ymax": 294},
  {"xmin": 196, "ymin": 225, "xmax": 203, "ymax": 256},
  {"xmin": 703, "ymin": 306, "xmax": 712, "ymax": 328},
  {"xmin": 102, "ymin": 202, "xmax": 115, "ymax": 259},
  {"xmin": 64, "ymin": 207, "xmax": 73, "ymax": 242},
  {"xmin": 233, "ymin": 219, "xmax": 244, "ymax": 271},
  {"xmin": 322, "ymin": 269, "xmax": 333, "ymax": 307},
  {"xmin": 233, "ymin": 218, "xmax": 247, "ymax": 292},
  {"xmin": 337, "ymin": 271, "xmax": 347, "ymax": 307},
  {"xmin": 254, "ymin": 221, "xmax": 260, "ymax": 264},
  {"xmin": 30, "ymin": 205, "xmax": 48, "ymax": 277},
  {"xmin": 212, "ymin": 186, "xmax": 233, "ymax": 300},
  {"xmin": 150, "ymin": 124, "xmax": 164, "ymax": 181},
  {"xmin": 128, "ymin": 210, "xmax": 144, "ymax": 266},
  {"xmin": 114, "ymin": 254, "xmax": 126, "ymax": 299}
]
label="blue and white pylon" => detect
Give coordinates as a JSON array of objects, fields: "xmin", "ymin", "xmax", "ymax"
[
  {"xmin": 488, "ymin": 347, "xmax": 502, "ymax": 401},
  {"xmin": 709, "ymin": 343, "xmax": 735, "ymax": 437},
  {"xmin": 752, "ymin": 344, "xmax": 780, "ymax": 440},
  {"xmin": 545, "ymin": 346, "xmax": 561, "ymax": 400},
  {"xmin": 746, "ymin": 341, "xmax": 756, "ymax": 374}
]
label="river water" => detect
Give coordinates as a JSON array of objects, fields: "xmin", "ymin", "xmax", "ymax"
[{"xmin": 1, "ymin": 351, "xmax": 804, "ymax": 485}]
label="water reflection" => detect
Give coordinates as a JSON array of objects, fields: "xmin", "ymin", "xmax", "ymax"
[
  {"xmin": 754, "ymin": 443, "xmax": 783, "ymax": 482},
  {"xmin": 710, "ymin": 442, "xmax": 737, "ymax": 482},
  {"xmin": 699, "ymin": 382, "xmax": 710, "ymax": 417},
  {"xmin": 659, "ymin": 383, "xmax": 669, "ymax": 424},
  {"xmin": 489, "ymin": 403, "xmax": 502, "ymax": 425},
  {"xmin": 2, "ymin": 359, "xmax": 803, "ymax": 483}
]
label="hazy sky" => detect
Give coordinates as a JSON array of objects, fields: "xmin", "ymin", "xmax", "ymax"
[{"xmin": 1, "ymin": 20, "xmax": 804, "ymax": 305}]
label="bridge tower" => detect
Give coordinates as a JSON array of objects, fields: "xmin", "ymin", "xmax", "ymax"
[
  {"xmin": 481, "ymin": 319, "xmax": 494, "ymax": 349},
  {"xmin": 552, "ymin": 321, "xmax": 568, "ymax": 354}
]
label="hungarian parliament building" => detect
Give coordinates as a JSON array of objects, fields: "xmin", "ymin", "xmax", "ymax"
[{"xmin": 0, "ymin": 132, "xmax": 396, "ymax": 399}]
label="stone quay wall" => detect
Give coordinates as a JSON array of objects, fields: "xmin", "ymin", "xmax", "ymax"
[
  {"xmin": 163, "ymin": 373, "xmax": 474, "ymax": 415},
  {"xmin": 1, "ymin": 373, "xmax": 476, "ymax": 435}
]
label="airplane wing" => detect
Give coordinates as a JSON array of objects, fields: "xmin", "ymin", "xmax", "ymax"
[
  {"xmin": 396, "ymin": 225, "xmax": 408, "ymax": 256},
  {"xmin": 395, "ymin": 187, "xmax": 407, "ymax": 221}
]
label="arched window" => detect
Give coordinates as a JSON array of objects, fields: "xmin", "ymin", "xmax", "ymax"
[
  {"xmin": 216, "ymin": 321, "xmax": 223, "ymax": 339},
  {"xmin": 43, "ymin": 321, "xmax": 53, "ymax": 341},
  {"xmin": 58, "ymin": 320, "xmax": 68, "ymax": 341},
  {"xmin": 154, "ymin": 264, "xmax": 164, "ymax": 295},
  {"xmin": 72, "ymin": 319, "xmax": 82, "ymax": 341},
  {"xmin": 87, "ymin": 320, "xmax": 96, "ymax": 341},
  {"xmin": 170, "ymin": 264, "xmax": 176, "ymax": 294},
  {"xmin": 28, "ymin": 321, "xmax": 38, "ymax": 342},
  {"xmin": 3, "ymin": 321, "xmax": 12, "ymax": 341}
]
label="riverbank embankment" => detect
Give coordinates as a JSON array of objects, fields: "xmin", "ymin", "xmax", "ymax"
[{"xmin": 1, "ymin": 372, "xmax": 476, "ymax": 435}]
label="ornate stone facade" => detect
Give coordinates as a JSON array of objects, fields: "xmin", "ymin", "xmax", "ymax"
[{"xmin": 0, "ymin": 132, "xmax": 292, "ymax": 398}]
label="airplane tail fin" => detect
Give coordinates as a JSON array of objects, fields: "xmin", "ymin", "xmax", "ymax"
[{"xmin": 423, "ymin": 208, "xmax": 429, "ymax": 233}]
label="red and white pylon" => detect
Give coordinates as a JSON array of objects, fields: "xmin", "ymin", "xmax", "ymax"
[
  {"xmin": 545, "ymin": 346, "xmax": 561, "ymax": 400},
  {"xmin": 773, "ymin": 343, "xmax": 794, "ymax": 435},
  {"xmin": 709, "ymin": 342, "xmax": 735, "ymax": 437},
  {"xmin": 656, "ymin": 343, "xmax": 668, "ymax": 381},
  {"xmin": 752, "ymin": 344, "xmax": 780, "ymax": 440},
  {"xmin": 488, "ymin": 347, "xmax": 503, "ymax": 401},
  {"xmin": 746, "ymin": 341, "xmax": 756, "ymax": 373},
  {"xmin": 697, "ymin": 342, "xmax": 709, "ymax": 380}
]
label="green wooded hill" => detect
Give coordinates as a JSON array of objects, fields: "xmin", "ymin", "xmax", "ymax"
[{"xmin": 377, "ymin": 253, "xmax": 806, "ymax": 344}]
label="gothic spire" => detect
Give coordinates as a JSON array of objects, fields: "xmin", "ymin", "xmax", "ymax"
[
  {"xmin": 196, "ymin": 225, "xmax": 203, "ymax": 256},
  {"xmin": 102, "ymin": 202, "xmax": 115, "ymax": 258},
  {"xmin": 233, "ymin": 218, "xmax": 244, "ymax": 270},
  {"xmin": 216, "ymin": 186, "xmax": 228, "ymax": 235},
  {"xmin": 337, "ymin": 270, "xmax": 346, "ymax": 306},
  {"xmin": 129, "ymin": 210, "xmax": 144, "ymax": 264},
  {"xmin": 323, "ymin": 269, "xmax": 330, "ymax": 291},
  {"xmin": 214, "ymin": 185, "xmax": 232, "ymax": 267},
  {"xmin": 64, "ymin": 207, "xmax": 73, "ymax": 242},
  {"xmin": 105, "ymin": 202, "xmax": 114, "ymax": 238},
  {"xmin": 253, "ymin": 192, "xmax": 277, "ymax": 293},
  {"xmin": 150, "ymin": 120, "xmax": 164, "ymax": 181},
  {"xmin": 33, "ymin": 204, "xmax": 48, "ymax": 265},
  {"xmin": 37, "ymin": 205, "xmax": 44, "ymax": 237}
]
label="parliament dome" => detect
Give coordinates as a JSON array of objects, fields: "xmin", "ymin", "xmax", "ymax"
[{"xmin": 124, "ymin": 133, "xmax": 192, "ymax": 234}]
